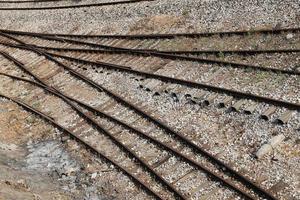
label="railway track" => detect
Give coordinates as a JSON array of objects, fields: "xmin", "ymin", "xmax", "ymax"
[
  {"xmin": 1, "ymin": 28, "xmax": 299, "ymax": 72},
  {"xmin": 0, "ymin": 94, "xmax": 166, "ymax": 199},
  {"xmin": 4, "ymin": 42, "xmax": 299, "ymax": 76},
  {"xmin": 0, "ymin": 51, "xmax": 188, "ymax": 199},
  {"xmin": 20, "ymin": 44, "xmax": 300, "ymax": 55},
  {"xmin": 0, "ymin": 0, "xmax": 65, "ymax": 3},
  {"xmin": 0, "ymin": 32, "xmax": 298, "ymax": 125},
  {"xmin": 1, "ymin": 29, "xmax": 299, "ymax": 79},
  {"xmin": 1, "ymin": 27, "xmax": 299, "ymax": 39},
  {"xmin": 2, "ymin": 37, "xmax": 286, "ymax": 198},
  {"xmin": 0, "ymin": 71, "xmax": 253, "ymax": 199},
  {"xmin": 35, "ymin": 49, "xmax": 300, "ymax": 123},
  {"xmin": 0, "ymin": 0, "xmax": 153, "ymax": 10},
  {"xmin": 0, "ymin": 27, "xmax": 299, "ymax": 198},
  {"xmin": 0, "ymin": 67, "xmax": 254, "ymax": 199}
]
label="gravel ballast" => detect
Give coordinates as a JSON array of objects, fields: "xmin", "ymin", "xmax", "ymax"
[
  {"xmin": 0, "ymin": 0, "xmax": 299, "ymax": 199},
  {"xmin": 0, "ymin": 0, "xmax": 299, "ymax": 34}
]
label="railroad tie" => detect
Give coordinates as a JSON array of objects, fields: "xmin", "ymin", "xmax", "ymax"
[
  {"xmin": 244, "ymin": 102, "xmax": 258, "ymax": 114},
  {"xmin": 275, "ymin": 110, "xmax": 294, "ymax": 124},
  {"xmin": 260, "ymin": 106, "xmax": 277, "ymax": 120}
]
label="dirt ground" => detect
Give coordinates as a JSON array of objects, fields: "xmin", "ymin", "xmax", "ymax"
[{"xmin": 0, "ymin": 100, "xmax": 78, "ymax": 200}]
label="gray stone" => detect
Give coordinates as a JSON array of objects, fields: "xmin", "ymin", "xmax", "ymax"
[
  {"xmin": 286, "ymin": 33, "xmax": 294, "ymax": 40},
  {"xmin": 256, "ymin": 134, "xmax": 285, "ymax": 159},
  {"xmin": 91, "ymin": 172, "xmax": 97, "ymax": 179}
]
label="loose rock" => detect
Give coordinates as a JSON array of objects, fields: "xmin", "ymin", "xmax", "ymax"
[
  {"xmin": 91, "ymin": 172, "xmax": 97, "ymax": 179},
  {"xmin": 256, "ymin": 134, "xmax": 285, "ymax": 159},
  {"xmin": 286, "ymin": 33, "xmax": 294, "ymax": 40}
]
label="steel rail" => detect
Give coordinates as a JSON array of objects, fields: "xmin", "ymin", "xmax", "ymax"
[
  {"xmin": 0, "ymin": 0, "xmax": 153, "ymax": 10},
  {"xmin": 48, "ymin": 52, "xmax": 300, "ymax": 110},
  {"xmin": 26, "ymin": 34, "xmax": 300, "ymax": 75},
  {"xmin": 0, "ymin": 93, "xmax": 164, "ymax": 200},
  {"xmin": 153, "ymin": 49, "xmax": 300, "ymax": 55},
  {"xmin": 0, "ymin": 27, "xmax": 299, "ymax": 39},
  {"xmin": 19, "ymin": 44, "xmax": 300, "ymax": 54},
  {"xmin": 0, "ymin": 36, "xmax": 278, "ymax": 200},
  {"xmin": 27, "ymin": 44, "xmax": 300, "ymax": 76},
  {"xmin": 32, "ymin": 47, "xmax": 300, "ymax": 111},
  {"xmin": 0, "ymin": 51, "xmax": 186, "ymax": 200},
  {"xmin": 0, "ymin": 0, "xmax": 65, "ymax": 3},
  {"xmin": 0, "ymin": 39, "xmax": 299, "ymax": 111},
  {"xmin": 30, "ymin": 45, "xmax": 300, "ymax": 55},
  {"xmin": 0, "ymin": 71, "xmax": 258, "ymax": 200},
  {"xmin": 0, "ymin": 32, "xmax": 297, "ymax": 76}
]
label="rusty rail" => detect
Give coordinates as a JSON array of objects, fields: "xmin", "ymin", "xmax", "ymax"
[
  {"xmin": 33, "ymin": 44, "xmax": 300, "ymax": 75},
  {"xmin": 1, "ymin": 32, "xmax": 296, "ymax": 75},
  {"xmin": 0, "ymin": 92, "xmax": 164, "ymax": 200},
  {"xmin": 20, "ymin": 44, "xmax": 300, "ymax": 55},
  {"xmin": 0, "ymin": 0, "xmax": 65, "ymax": 3},
  {"xmin": 0, "ymin": 0, "xmax": 153, "ymax": 10},
  {"xmin": 0, "ymin": 27, "xmax": 299, "ymax": 38},
  {"xmin": 0, "ymin": 70, "xmax": 260, "ymax": 199},
  {"xmin": 0, "ymin": 38, "xmax": 298, "ymax": 110},
  {"xmin": 0, "ymin": 51, "xmax": 186, "ymax": 199},
  {"xmin": 36, "ymin": 49, "xmax": 300, "ymax": 110},
  {"xmin": 0, "ymin": 35, "xmax": 279, "ymax": 199}
]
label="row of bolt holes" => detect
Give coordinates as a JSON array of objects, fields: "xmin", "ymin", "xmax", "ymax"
[
  {"xmin": 138, "ymin": 84, "xmax": 291, "ymax": 125},
  {"xmin": 78, "ymin": 65, "xmax": 287, "ymax": 124},
  {"xmin": 77, "ymin": 65, "xmax": 190, "ymax": 102},
  {"xmin": 137, "ymin": 84, "xmax": 291, "ymax": 125}
]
